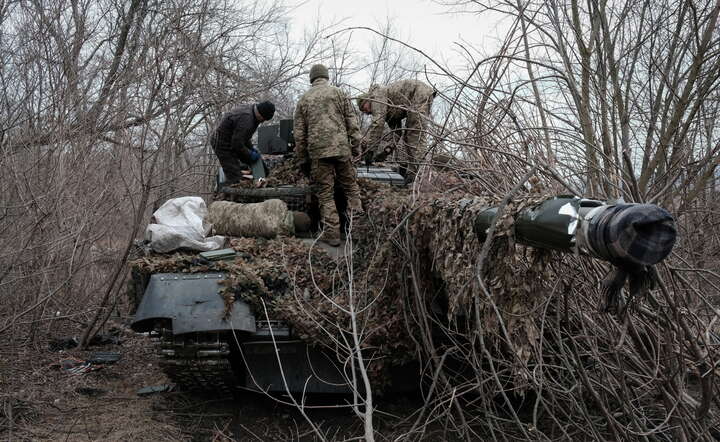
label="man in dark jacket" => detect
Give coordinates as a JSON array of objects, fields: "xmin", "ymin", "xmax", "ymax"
[{"xmin": 210, "ymin": 101, "xmax": 275, "ymax": 184}]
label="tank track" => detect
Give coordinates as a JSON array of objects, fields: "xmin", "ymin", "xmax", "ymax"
[{"xmin": 153, "ymin": 328, "xmax": 238, "ymax": 394}]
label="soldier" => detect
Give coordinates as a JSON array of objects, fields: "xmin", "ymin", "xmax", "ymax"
[
  {"xmin": 294, "ymin": 64, "xmax": 363, "ymax": 247},
  {"xmin": 210, "ymin": 101, "xmax": 275, "ymax": 184},
  {"xmin": 357, "ymin": 80, "xmax": 435, "ymax": 182}
]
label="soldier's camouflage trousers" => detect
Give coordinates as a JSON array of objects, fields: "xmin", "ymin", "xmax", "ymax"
[
  {"xmin": 310, "ymin": 156, "xmax": 362, "ymax": 240},
  {"xmin": 399, "ymin": 93, "xmax": 434, "ymax": 182}
]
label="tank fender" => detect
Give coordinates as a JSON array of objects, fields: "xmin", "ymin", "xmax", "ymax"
[{"xmin": 131, "ymin": 273, "xmax": 256, "ymax": 335}]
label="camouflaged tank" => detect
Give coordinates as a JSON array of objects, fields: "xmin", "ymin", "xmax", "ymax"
[
  {"xmin": 129, "ymin": 119, "xmax": 678, "ymax": 395},
  {"xmin": 130, "ymin": 120, "xmax": 410, "ymax": 395}
]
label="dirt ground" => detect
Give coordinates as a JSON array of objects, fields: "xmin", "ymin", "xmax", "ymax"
[{"xmin": 0, "ymin": 321, "xmax": 452, "ymax": 442}]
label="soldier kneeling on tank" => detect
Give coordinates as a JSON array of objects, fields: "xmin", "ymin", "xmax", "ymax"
[
  {"xmin": 210, "ymin": 101, "xmax": 275, "ymax": 186},
  {"xmin": 293, "ymin": 63, "xmax": 364, "ymax": 247},
  {"xmin": 357, "ymin": 79, "xmax": 436, "ymax": 183}
]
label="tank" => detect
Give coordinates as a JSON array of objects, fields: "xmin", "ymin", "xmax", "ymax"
[
  {"xmin": 130, "ymin": 121, "xmax": 677, "ymax": 395},
  {"xmin": 130, "ymin": 120, "xmax": 412, "ymax": 394}
]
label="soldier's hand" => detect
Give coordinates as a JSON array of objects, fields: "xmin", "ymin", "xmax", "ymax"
[
  {"xmin": 363, "ymin": 150, "xmax": 374, "ymax": 167},
  {"xmin": 248, "ymin": 147, "xmax": 262, "ymax": 163},
  {"xmin": 374, "ymin": 145, "xmax": 393, "ymax": 162},
  {"xmin": 299, "ymin": 161, "xmax": 312, "ymax": 177}
]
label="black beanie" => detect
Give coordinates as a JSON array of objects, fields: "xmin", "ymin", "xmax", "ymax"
[{"xmin": 256, "ymin": 101, "xmax": 275, "ymax": 120}]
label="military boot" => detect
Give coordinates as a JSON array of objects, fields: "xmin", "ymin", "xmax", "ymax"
[{"xmin": 321, "ymin": 229, "xmax": 341, "ymax": 247}]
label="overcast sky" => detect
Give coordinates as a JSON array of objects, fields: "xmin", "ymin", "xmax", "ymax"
[{"xmin": 289, "ymin": 0, "xmax": 510, "ymax": 83}]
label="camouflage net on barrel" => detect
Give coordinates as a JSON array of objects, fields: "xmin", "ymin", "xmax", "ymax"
[{"xmin": 354, "ymin": 176, "xmax": 573, "ymax": 391}]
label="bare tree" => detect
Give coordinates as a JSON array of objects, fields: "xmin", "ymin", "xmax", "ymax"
[
  {"xmin": 325, "ymin": 1, "xmax": 720, "ymax": 439},
  {"xmin": 0, "ymin": 0, "xmax": 323, "ymax": 345}
]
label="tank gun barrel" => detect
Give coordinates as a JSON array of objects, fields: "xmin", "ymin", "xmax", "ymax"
[{"xmin": 473, "ymin": 196, "xmax": 677, "ymax": 266}]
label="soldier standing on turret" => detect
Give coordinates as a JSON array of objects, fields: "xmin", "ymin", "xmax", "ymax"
[
  {"xmin": 294, "ymin": 64, "xmax": 363, "ymax": 247},
  {"xmin": 357, "ymin": 80, "xmax": 436, "ymax": 182}
]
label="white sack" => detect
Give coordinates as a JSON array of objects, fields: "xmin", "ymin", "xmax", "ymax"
[{"xmin": 145, "ymin": 196, "xmax": 225, "ymax": 253}]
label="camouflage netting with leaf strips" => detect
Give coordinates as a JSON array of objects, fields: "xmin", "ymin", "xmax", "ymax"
[
  {"xmin": 357, "ymin": 177, "xmax": 574, "ymax": 391},
  {"xmin": 129, "ymin": 192, "xmax": 418, "ymax": 389},
  {"xmin": 131, "ymin": 173, "xmax": 573, "ymax": 392},
  {"xmin": 130, "ymin": 167, "xmax": 720, "ymax": 439},
  {"xmin": 385, "ymin": 177, "xmax": 717, "ymax": 440}
]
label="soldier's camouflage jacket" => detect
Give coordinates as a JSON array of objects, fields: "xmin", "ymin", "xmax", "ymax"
[
  {"xmin": 294, "ymin": 78, "xmax": 361, "ymax": 162},
  {"xmin": 364, "ymin": 79, "xmax": 435, "ymax": 146}
]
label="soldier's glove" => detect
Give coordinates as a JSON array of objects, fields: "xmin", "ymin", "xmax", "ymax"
[
  {"xmin": 298, "ymin": 160, "xmax": 312, "ymax": 178},
  {"xmin": 374, "ymin": 146, "xmax": 392, "ymax": 163},
  {"xmin": 364, "ymin": 150, "xmax": 374, "ymax": 168},
  {"xmin": 248, "ymin": 147, "xmax": 262, "ymax": 163}
]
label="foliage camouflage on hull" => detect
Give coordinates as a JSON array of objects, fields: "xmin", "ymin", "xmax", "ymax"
[{"xmin": 131, "ymin": 175, "xmax": 572, "ymax": 390}]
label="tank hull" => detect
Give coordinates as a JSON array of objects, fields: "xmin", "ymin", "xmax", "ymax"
[{"xmin": 132, "ymin": 273, "xmax": 371, "ymax": 395}]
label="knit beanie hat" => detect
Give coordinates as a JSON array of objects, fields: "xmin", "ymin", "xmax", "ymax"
[
  {"xmin": 256, "ymin": 101, "xmax": 275, "ymax": 120},
  {"xmin": 309, "ymin": 64, "xmax": 329, "ymax": 83},
  {"xmin": 356, "ymin": 93, "xmax": 369, "ymax": 109}
]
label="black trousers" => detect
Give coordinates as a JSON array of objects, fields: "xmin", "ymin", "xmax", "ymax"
[{"xmin": 210, "ymin": 132, "xmax": 248, "ymax": 183}]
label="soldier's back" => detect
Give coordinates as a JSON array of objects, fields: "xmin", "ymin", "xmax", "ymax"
[
  {"xmin": 387, "ymin": 79, "xmax": 433, "ymax": 103},
  {"xmin": 297, "ymin": 80, "xmax": 353, "ymax": 158},
  {"xmin": 301, "ymin": 83, "xmax": 340, "ymax": 112}
]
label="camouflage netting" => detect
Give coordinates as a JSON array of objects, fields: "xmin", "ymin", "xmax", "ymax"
[
  {"xmin": 131, "ymin": 174, "xmax": 558, "ymax": 387},
  {"xmin": 356, "ymin": 177, "xmax": 717, "ymax": 439},
  {"xmin": 131, "ymin": 164, "xmax": 718, "ymax": 439},
  {"xmin": 129, "ymin": 227, "xmax": 414, "ymax": 388},
  {"xmin": 353, "ymin": 177, "xmax": 571, "ymax": 391}
]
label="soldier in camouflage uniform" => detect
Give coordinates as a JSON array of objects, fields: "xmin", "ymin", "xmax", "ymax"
[
  {"xmin": 357, "ymin": 80, "xmax": 435, "ymax": 182},
  {"xmin": 294, "ymin": 64, "xmax": 362, "ymax": 246}
]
